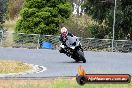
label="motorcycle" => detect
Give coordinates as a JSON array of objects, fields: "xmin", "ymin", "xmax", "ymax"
[{"xmin": 60, "ymin": 36, "xmax": 86, "ymax": 63}]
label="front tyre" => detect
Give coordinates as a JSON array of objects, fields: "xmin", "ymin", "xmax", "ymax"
[{"xmin": 77, "ymin": 50, "xmax": 86, "ymax": 63}]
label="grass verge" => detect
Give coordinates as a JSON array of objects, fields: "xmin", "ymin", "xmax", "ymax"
[
  {"xmin": 0, "ymin": 60, "xmax": 32, "ymax": 74},
  {"xmin": 0, "ymin": 78, "xmax": 131, "ymax": 88},
  {"xmin": 4, "ymin": 19, "xmax": 19, "ymax": 32}
]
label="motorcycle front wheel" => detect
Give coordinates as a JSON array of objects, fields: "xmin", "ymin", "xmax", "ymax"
[{"xmin": 77, "ymin": 50, "xmax": 86, "ymax": 63}]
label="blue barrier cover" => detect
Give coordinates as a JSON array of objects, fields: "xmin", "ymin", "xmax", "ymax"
[{"xmin": 42, "ymin": 42, "xmax": 53, "ymax": 49}]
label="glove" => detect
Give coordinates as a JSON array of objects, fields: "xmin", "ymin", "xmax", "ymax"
[{"xmin": 72, "ymin": 42, "xmax": 76, "ymax": 46}]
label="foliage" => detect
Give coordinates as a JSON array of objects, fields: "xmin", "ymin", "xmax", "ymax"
[
  {"xmin": 16, "ymin": 0, "xmax": 72, "ymax": 35},
  {"xmin": 89, "ymin": 24, "xmax": 110, "ymax": 39},
  {"xmin": 0, "ymin": 0, "xmax": 8, "ymax": 27},
  {"xmin": 83, "ymin": 0, "xmax": 114, "ymax": 24},
  {"xmin": 64, "ymin": 15, "xmax": 95, "ymax": 38},
  {"xmin": 83, "ymin": 0, "xmax": 132, "ymax": 39}
]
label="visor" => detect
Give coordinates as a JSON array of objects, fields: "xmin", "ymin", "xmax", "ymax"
[{"xmin": 62, "ymin": 32, "xmax": 68, "ymax": 40}]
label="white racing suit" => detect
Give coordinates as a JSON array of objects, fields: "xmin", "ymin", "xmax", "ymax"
[{"xmin": 59, "ymin": 32, "xmax": 79, "ymax": 54}]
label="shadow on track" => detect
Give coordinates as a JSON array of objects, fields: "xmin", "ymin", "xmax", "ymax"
[{"xmin": 61, "ymin": 61, "xmax": 86, "ymax": 64}]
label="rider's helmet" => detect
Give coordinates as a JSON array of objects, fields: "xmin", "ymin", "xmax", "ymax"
[{"xmin": 61, "ymin": 27, "xmax": 68, "ymax": 39}]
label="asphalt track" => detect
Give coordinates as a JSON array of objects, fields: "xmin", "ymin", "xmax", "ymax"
[{"xmin": 0, "ymin": 48, "xmax": 132, "ymax": 78}]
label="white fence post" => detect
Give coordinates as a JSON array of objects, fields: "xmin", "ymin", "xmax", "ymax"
[
  {"xmin": 37, "ymin": 34, "xmax": 40, "ymax": 49},
  {"xmin": 0, "ymin": 30, "xmax": 3, "ymax": 46},
  {"xmin": 112, "ymin": 0, "xmax": 117, "ymax": 52}
]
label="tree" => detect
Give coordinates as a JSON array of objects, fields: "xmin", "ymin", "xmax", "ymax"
[
  {"xmin": 16, "ymin": 0, "xmax": 72, "ymax": 35},
  {"xmin": 83, "ymin": 0, "xmax": 132, "ymax": 39},
  {"xmin": 83, "ymin": 0, "xmax": 114, "ymax": 24},
  {"xmin": 119, "ymin": 0, "xmax": 132, "ymax": 38},
  {"xmin": 0, "ymin": 0, "xmax": 8, "ymax": 28}
]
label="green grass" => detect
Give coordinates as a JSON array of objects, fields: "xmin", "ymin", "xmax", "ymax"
[
  {"xmin": 0, "ymin": 79, "xmax": 131, "ymax": 88},
  {"xmin": 51, "ymin": 79, "xmax": 132, "ymax": 88}
]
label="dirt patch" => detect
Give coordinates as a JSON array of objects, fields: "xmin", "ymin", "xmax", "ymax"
[{"xmin": 0, "ymin": 60, "xmax": 32, "ymax": 74}]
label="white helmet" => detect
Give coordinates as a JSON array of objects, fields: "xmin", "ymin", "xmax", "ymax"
[
  {"xmin": 61, "ymin": 27, "xmax": 68, "ymax": 33},
  {"xmin": 61, "ymin": 27, "xmax": 68, "ymax": 38}
]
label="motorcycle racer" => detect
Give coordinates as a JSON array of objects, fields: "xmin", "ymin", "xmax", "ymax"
[
  {"xmin": 59, "ymin": 26, "xmax": 86, "ymax": 63},
  {"xmin": 59, "ymin": 26, "xmax": 75, "ymax": 53}
]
